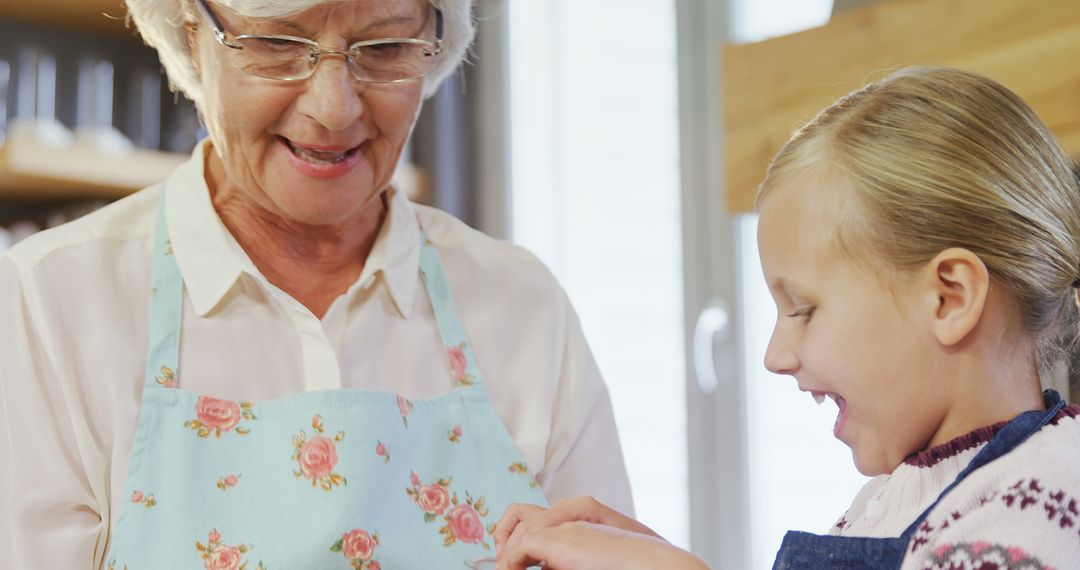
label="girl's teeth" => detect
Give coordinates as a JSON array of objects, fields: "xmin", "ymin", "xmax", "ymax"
[{"xmin": 812, "ymin": 393, "xmax": 826, "ymax": 404}]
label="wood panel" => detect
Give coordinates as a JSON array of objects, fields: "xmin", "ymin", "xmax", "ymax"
[
  {"xmin": 0, "ymin": 125, "xmax": 186, "ymax": 199},
  {"xmin": 0, "ymin": 0, "xmax": 134, "ymax": 38},
  {"xmin": 722, "ymin": 0, "xmax": 1080, "ymax": 213}
]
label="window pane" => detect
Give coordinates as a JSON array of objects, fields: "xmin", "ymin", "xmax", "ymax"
[
  {"xmin": 508, "ymin": 0, "xmax": 689, "ymax": 548},
  {"xmin": 739, "ymin": 215, "xmax": 869, "ymax": 568}
]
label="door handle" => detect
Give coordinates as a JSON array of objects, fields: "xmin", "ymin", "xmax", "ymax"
[{"xmin": 693, "ymin": 301, "xmax": 731, "ymax": 393}]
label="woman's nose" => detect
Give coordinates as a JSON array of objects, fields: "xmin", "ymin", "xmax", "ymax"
[
  {"xmin": 763, "ymin": 327, "xmax": 799, "ymax": 375},
  {"xmin": 298, "ymin": 57, "xmax": 364, "ymax": 132}
]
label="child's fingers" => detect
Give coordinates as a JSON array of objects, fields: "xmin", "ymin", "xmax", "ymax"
[{"xmin": 538, "ymin": 496, "xmax": 659, "ymax": 537}]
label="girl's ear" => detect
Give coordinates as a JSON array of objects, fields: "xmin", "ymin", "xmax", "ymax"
[{"xmin": 923, "ymin": 248, "xmax": 991, "ymax": 347}]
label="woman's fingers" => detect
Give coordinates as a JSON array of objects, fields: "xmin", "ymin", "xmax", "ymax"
[{"xmin": 494, "ymin": 503, "xmax": 547, "ymax": 550}]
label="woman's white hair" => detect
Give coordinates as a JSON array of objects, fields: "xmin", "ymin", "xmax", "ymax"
[{"xmin": 126, "ymin": 0, "xmax": 474, "ymax": 108}]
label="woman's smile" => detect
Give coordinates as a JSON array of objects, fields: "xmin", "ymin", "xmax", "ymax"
[{"xmin": 278, "ymin": 135, "xmax": 366, "ymax": 179}]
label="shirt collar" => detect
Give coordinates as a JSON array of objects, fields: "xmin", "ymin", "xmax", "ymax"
[
  {"xmin": 166, "ymin": 140, "xmax": 245, "ymax": 317},
  {"xmin": 352, "ymin": 185, "xmax": 421, "ymax": 319},
  {"xmin": 165, "ymin": 139, "xmax": 421, "ymax": 319}
]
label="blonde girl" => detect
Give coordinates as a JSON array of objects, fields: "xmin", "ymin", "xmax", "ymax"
[{"xmin": 492, "ymin": 66, "xmax": 1080, "ymax": 570}]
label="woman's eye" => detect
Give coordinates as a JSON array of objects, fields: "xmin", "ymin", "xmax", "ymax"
[
  {"xmin": 363, "ymin": 42, "xmax": 405, "ymax": 58},
  {"xmin": 252, "ymin": 37, "xmax": 304, "ymax": 53}
]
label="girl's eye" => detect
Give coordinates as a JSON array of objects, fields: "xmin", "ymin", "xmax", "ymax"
[{"xmin": 787, "ymin": 307, "xmax": 814, "ymax": 319}]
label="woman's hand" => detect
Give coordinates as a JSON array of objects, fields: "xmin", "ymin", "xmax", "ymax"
[{"xmin": 493, "ymin": 496, "xmax": 709, "ymax": 570}]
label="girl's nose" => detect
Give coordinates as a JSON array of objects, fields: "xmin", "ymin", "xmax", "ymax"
[{"xmin": 763, "ymin": 326, "xmax": 799, "ymax": 375}]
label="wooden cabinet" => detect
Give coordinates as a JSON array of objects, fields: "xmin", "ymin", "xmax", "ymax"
[
  {"xmin": 0, "ymin": 126, "xmax": 186, "ymax": 199},
  {"xmin": 0, "ymin": 0, "xmax": 190, "ymax": 200},
  {"xmin": 0, "ymin": 0, "xmax": 130, "ymax": 38},
  {"xmin": 721, "ymin": 0, "xmax": 1080, "ymax": 213}
]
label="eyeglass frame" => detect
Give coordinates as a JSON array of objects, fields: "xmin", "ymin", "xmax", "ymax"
[{"xmin": 193, "ymin": 0, "xmax": 445, "ymax": 83}]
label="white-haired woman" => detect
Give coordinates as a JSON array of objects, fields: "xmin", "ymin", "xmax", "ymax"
[{"xmin": 0, "ymin": 1, "xmax": 632, "ymax": 567}]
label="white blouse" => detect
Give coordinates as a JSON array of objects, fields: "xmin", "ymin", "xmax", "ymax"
[{"xmin": 0, "ymin": 142, "xmax": 633, "ymax": 569}]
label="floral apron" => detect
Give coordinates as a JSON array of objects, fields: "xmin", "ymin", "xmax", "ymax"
[
  {"xmin": 771, "ymin": 389, "xmax": 1067, "ymax": 569},
  {"xmin": 103, "ymin": 196, "xmax": 549, "ymax": 569}
]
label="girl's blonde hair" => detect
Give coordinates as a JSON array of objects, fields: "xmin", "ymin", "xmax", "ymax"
[{"xmin": 757, "ymin": 66, "xmax": 1080, "ymax": 373}]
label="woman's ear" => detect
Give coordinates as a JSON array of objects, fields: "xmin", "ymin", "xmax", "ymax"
[{"xmin": 923, "ymin": 247, "xmax": 991, "ymax": 347}]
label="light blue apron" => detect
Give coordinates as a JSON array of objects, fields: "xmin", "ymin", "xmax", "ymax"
[{"xmin": 104, "ymin": 196, "xmax": 548, "ymax": 569}]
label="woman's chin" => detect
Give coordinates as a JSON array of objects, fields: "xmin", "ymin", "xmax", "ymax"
[
  {"xmin": 265, "ymin": 167, "xmax": 383, "ymax": 226},
  {"xmin": 272, "ymin": 197, "xmax": 371, "ymax": 227}
]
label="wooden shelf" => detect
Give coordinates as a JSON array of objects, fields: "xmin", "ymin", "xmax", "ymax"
[
  {"xmin": 722, "ymin": 0, "xmax": 1080, "ymax": 213},
  {"xmin": 0, "ymin": 0, "xmax": 134, "ymax": 38},
  {"xmin": 0, "ymin": 128, "xmax": 186, "ymax": 200}
]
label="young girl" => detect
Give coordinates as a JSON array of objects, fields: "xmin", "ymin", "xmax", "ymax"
[{"xmin": 492, "ymin": 67, "xmax": 1080, "ymax": 569}]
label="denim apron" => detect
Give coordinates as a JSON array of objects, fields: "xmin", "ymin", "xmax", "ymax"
[
  {"xmin": 104, "ymin": 197, "xmax": 549, "ymax": 569},
  {"xmin": 772, "ymin": 390, "xmax": 1066, "ymax": 570}
]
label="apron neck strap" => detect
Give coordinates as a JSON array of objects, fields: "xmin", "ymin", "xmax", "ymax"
[
  {"xmin": 144, "ymin": 194, "xmax": 183, "ymax": 390},
  {"xmin": 900, "ymin": 389, "xmax": 1066, "ymax": 539},
  {"xmin": 417, "ymin": 229, "xmax": 487, "ymax": 387}
]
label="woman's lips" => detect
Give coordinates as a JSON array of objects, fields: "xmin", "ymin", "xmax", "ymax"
[{"xmin": 279, "ymin": 136, "xmax": 364, "ymax": 180}]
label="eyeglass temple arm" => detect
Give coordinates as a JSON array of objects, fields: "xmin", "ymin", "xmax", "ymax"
[
  {"xmin": 435, "ymin": 8, "xmax": 444, "ymax": 41},
  {"xmin": 196, "ymin": 0, "xmax": 230, "ymax": 42}
]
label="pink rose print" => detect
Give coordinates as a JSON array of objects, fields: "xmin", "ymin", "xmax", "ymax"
[
  {"xmin": 330, "ymin": 526, "xmax": 382, "ymax": 565},
  {"xmin": 397, "ymin": 395, "xmax": 414, "ymax": 428},
  {"xmin": 418, "ymin": 484, "xmax": 452, "ymax": 516},
  {"xmin": 216, "ymin": 474, "xmax": 240, "ymax": 491},
  {"xmin": 292, "ymin": 415, "xmax": 347, "ymax": 491},
  {"xmin": 195, "ymin": 530, "xmax": 264, "ymax": 570},
  {"xmin": 207, "ymin": 546, "xmax": 242, "ymax": 570},
  {"xmin": 448, "ymin": 504, "xmax": 485, "ymax": 544},
  {"xmin": 185, "ymin": 397, "xmax": 255, "ymax": 438},
  {"xmin": 447, "ymin": 346, "xmax": 472, "ymax": 385},
  {"xmin": 300, "ymin": 436, "xmax": 339, "ymax": 479},
  {"xmin": 407, "ymin": 472, "xmax": 453, "ymax": 521},
  {"xmin": 197, "ymin": 397, "xmax": 241, "ymax": 432},
  {"xmin": 343, "ymin": 530, "xmax": 376, "ymax": 560},
  {"xmin": 130, "ymin": 489, "xmax": 156, "ymax": 508},
  {"xmin": 331, "ymin": 528, "xmax": 382, "ymax": 568},
  {"xmin": 376, "ymin": 441, "xmax": 390, "ymax": 464},
  {"xmin": 448, "ymin": 424, "xmax": 463, "ymax": 443},
  {"xmin": 407, "ymin": 473, "xmax": 494, "ymax": 550},
  {"xmin": 154, "ymin": 365, "xmax": 177, "ymax": 388}
]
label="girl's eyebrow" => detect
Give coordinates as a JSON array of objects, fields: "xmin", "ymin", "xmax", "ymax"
[{"xmin": 773, "ymin": 278, "xmax": 810, "ymax": 302}]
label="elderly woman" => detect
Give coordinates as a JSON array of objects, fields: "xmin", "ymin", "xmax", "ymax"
[{"xmin": 0, "ymin": 0, "xmax": 631, "ymax": 567}]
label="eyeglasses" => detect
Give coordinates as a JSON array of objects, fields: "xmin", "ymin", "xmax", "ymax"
[{"xmin": 194, "ymin": 0, "xmax": 444, "ymax": 83}]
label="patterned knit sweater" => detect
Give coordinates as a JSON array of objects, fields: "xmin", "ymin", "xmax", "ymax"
[{"xmin": 829, "ymin": 404, "xmax": 1080, "ymax": 570}]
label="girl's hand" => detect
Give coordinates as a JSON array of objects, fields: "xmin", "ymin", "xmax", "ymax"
[
  {"xmin": 494, "ymin": 496, "xmax": 660, "ymax": 549},
  {"xmin": 494, "ymin": 496, "xmax": 708, "ymax": 570}
]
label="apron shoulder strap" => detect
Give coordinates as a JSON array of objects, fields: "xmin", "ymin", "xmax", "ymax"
[{"xmin": 900, "ymin": 390, "xmax": 1067, "ymax": 539}]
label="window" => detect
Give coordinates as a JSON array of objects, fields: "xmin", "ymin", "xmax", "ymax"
[
  {"xmin": 731, "ymin": 2, "xmax": 869, "ymax": 567},
  {"xmin": 507, "ymin": 0, "xmax": 689, "ymax": 547}
]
